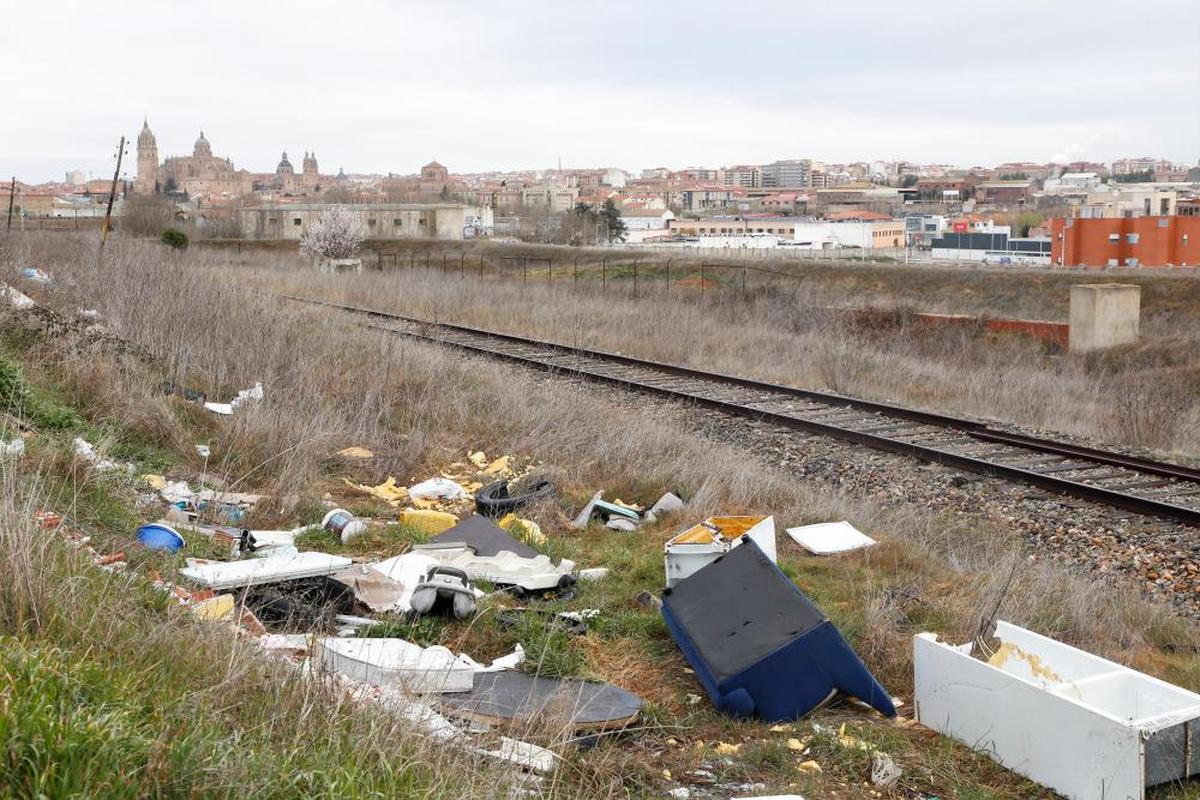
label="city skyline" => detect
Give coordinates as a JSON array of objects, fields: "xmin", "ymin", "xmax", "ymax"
[{"xmin": 2, "ymin": 0, "xmax": 1198, "ymax": 183}]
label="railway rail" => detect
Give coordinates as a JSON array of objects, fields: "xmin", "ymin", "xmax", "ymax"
[{"xmin": 286, "ymin": 295, "xmax": 1200, "ymax": 528}]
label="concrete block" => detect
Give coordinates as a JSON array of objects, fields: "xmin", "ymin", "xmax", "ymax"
[{"xmin": 1069, "ymin": 283, "xmax": 1140, "ymax": 353}]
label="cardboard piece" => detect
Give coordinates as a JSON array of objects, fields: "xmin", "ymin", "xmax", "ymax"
[
  {"xmin": 661, "ymin": 539, "xmax": 895, "ymax": 722},
  {"xmin": 914, "ymin": 621, "xmax": 1200, "ymax": 800}
]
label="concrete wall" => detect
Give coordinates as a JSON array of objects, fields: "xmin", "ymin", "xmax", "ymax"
[{"xmin": 1068, "ymin": 283, "xmax": 1140, "ymax": 352}]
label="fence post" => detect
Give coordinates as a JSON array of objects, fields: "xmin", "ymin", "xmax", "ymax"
[
  {"xmin": 633, "ymin": 259, "xmax": 638, "ymax": 299},
  {"xmin": 700, "ymin": 264, "xmax": 705, "ymax": 300},
  {"xmin": 574, "ymin": 255, "xmax": 579, "ymax": 289},
  {"xmin": 480, "ymin": 254, "xmax": 484, "ymax": 279},
  {"xmin": 548, "ymin": 259, "xmax": 553, "ymax": 283},
  {"xmin": 665, "ymin": 259, "xmax": 671, "ymax": 296},
  {"xmin": 442, "ymin": 253, "xmax": 447, "ymax": 274},
  {"xmin": 742, "ymin": 265, "xmax": 747, "ymax": 296},
  {"xmin": 410, "ymin": 251, "xmax": 415, "ymax": 269},
  {"xmin": 460, "ymin": 252, "xmax": 465, "ymax": 277},
  {"xmin": 523, "ymin": 257, "xmax": 528, "ymax": 284}
]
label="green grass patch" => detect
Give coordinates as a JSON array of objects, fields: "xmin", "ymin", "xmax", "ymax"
[{"xmin": 0, "ymin": 354, "xmax": 82, "ymax": 430}]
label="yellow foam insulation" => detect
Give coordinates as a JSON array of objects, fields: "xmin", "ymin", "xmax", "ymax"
[{"xmin": 399, "ymin": 508, "xmax": 458, "ymax": 535}]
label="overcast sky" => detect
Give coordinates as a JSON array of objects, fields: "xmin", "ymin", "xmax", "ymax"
[{"xmin": 2, "ymin": 0, "xmax": 1198, "ymax": 183}]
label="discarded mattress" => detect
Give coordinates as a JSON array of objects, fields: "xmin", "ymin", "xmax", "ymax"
[
  {"xmin": 413, "ymin": 543, "xmax": 575, "ymax": 593},
  {"xmin": 430, "ymin": 514, "xmax": 539, "ymax": 558},
  {"xmin": 436, "ymin": 670, "xmax": 643, "ymax": 731},
  {"xmin": 316, "ymin": 638, "xmax": 479, "ymax": 693},
  {"xmin": 179, "ymin": 551, "xmax": 352, "ymax": 590},
  {"xmin": 914, "ymin": 621, "xmax": 1200, "ymax": 800},
  {"xmin": 664, "ymin": 515, "xmax": 776, "ymax": 588},
  {"xmin": 786, "ymin": 521, "xmax": 876, "ymax": 555},
  {"xmin": 661, "ymin": 539, "xmax": 895, "ymax": 722}
]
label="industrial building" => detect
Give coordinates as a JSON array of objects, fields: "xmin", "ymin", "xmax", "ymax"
[
  {"xmin": 237, "ymin": 203, "xmax": 469, "ymax": 241},
  {"xmin": 1051, "ymin": 216, "xmax": 1199, "ymax": 267}
]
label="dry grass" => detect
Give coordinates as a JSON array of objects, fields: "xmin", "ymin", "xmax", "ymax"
[
  {"xmin": 2, "ymin": 230, "xmax": 1199, "ymax": 798},
  {"xmin": 240, "ymin": 247, "xmax": 1200, "ymax": 461}
]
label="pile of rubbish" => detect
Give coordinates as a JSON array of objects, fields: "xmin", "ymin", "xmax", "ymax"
[{"xmin": 32, "ymin": 416, "xmax": 1200, "ymax": 798}]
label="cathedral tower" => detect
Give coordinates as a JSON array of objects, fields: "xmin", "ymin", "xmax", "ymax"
[{"xmin": 135, "ymin": 119, "xmax": 158, "ymax": 194}]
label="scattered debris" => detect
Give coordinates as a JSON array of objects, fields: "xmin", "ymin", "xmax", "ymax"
[
  {"xmin": 498, "ymin": 513, "xmax": 546, "ymax": 547},
  {"xmin": 409, "ymin": 565, "xmax": 477, "ymax": 619},
  {"xmin": 786, "ymin": 521, "xmax": 876, "ymax": 555},
  {"xmin": 661, "ymin": 539, "xmax": 895, "ymax": 721},
  {"xmin": 870, "ymin": 751, "xmax": 902, "ymax": 787},
  {"xmin": 430, "ymin": 514, "xmax": 540, "ymax": 559},
  {"xmin": 203, "ymin": 382, "xmax": 263, "ymax": 415},
  {"xmin": 179, "ymin": 551, "xmax": 353, "ymax": 590},
  {"xmin": 192, "ymin": 593, "xmax": 235, "ymax": 621},
  {"xmin": 664, "ymin": 515, "xmax": 776, "ymax": 588},
  {"xmin": 1, "ymin": 282, "xmax": 36, "ymax": 309},
  {"xmin": 399, "ymin": 508, "xmax": 458, "ymax": 534},
  {"xmin": 73, "ymin": 437, "xmax": 133, "ymax": 473},
  {"xmin": 436, "ymin": 670, "xmax": 643, "ymax": 731},
  {"xmin": 0, "ymin": 437, "xmax": 26, "ymax": 458},
  {"xmin": 136, "ymin": 522, "xmax": 185, "ymax": 552},
  {"xmin": 475, "ymin": 477, "xmax": 555, "ymax": 518},
  {"xmin": 409, "ymin": 476, "xmax": 471, "ymax": 502},
  {"xmin": 344, "ymin": 476, "xmax": 408, "ymax": 506},
  {"xmin": 411, "ymin": 543, "xmax": 576, "ymax": 597},
  {"xmin": 577, "ymin": 567, "xmax": 609, "ymax": 582},
  {"xmin": 316, "ymin": 638, "xmax": 482, "ymax": 693},
  {"xmin": 915, "ymin": 620, "xmax": 1200, "ymax": 799},
  {"xmin": 572, "ymin": 490, "xmax": 685, "ymax": 530},
  {"xmin": 645, "ymin": 491, "xmax": 686, "ymax": 522},
  {"xmin": 18, "ymin": 267, "xmax": 52, "ymax": 285},
  {"xmin": 337, "ymin": 446, "xmax": 375, "ymax": 459},
  {"xmin": 241, "ymin": 575, "xmax": 357, "ymax": 631},
  {"xmin": 194, "ymin": 444, "xmax": 211, "ymax": 459},
  {"xmin": 322, "ymin": 507, "xmax": 369, "ymax": 544}
]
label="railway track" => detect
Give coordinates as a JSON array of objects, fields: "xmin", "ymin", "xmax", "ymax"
[{"xmin": 287, "ymin": 295, "xmax": 1200, "ymax": 528}]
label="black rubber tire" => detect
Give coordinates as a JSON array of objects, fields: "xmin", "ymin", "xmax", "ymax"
[{"xmin": 474, "ymin": 477, "xmax": 556, "ymax": 517}]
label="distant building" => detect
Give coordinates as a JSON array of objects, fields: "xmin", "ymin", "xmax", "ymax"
[
  {"xmin": 237, "ymin": 203, "xmax": 468, "ymax": 241},
  {"xmin": 620, "ymin": 208, "xmax": 674, "ymax": 231},
  {"xmin": 1051, "ymin": 216, "xmax": 1198, "ymax": 267},
  {"xmin": 64, "ymin": 169, "xmax": 87, "ymax": 186},
  {"xmin": 1076, "ymin": 185, "xmax": 1180, "ymax": 218},
  {"xmin": 974, "ymin": 180, "xmax": 1035, "ymax": 205},
  {"xmin": 520, "ymin": 185, "xmax": 579, "ymax": 213},
  {"xmin": 761, "ymin": 159, "xmax": 811, "ymax": 188},
  {"xmin": 930, "ymin": 229, "xmax": 1051, "ymax": 264},
  {"xmin": 136, "ymin": 122, "xmax": 254, "ymax": 198},
  {"xmin": 721, "ymin": 165, "xmax": 761, "ymax": 189},
  {"xmin": 787, "ymin": 220, "xmax": 907, "ymax": 250}
]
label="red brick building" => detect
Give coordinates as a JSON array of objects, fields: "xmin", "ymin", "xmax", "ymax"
[{"xmin": 1051, "ymin": 216, "xmax": 1199, "ymax": 267}]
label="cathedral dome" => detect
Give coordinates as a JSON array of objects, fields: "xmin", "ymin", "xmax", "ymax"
[
  {"xmin": 276, "ymin": 152, "xmax": 294, "ymax": 175},
  {"xmin": 193, "ymin": 131, "xmax": 212, "ymax": 158}
]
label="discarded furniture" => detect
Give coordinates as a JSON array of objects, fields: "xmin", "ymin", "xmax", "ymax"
[
  {"xmin": 662, "ymin": 539, "xmax": 895, "ymax": 722},
  {"xmin": 786, "ymin": 521, "xmax": 876, "ymax": 555},
  {"xmin": 409, "ymin": 565, "xmax": 477, "ymax": 619},
  {"xmin": 663, "ymin": 515, "xmax": 776, "ymax": 588},
  {"xmin": 436, "ymin": 670, "xmax": 643, "ymax": 732},
  {"xmin": 914, "ymin": 621, "xmax": 1200, "ymax": 800},
  {"xmin": 179, "ymin": 551, "xmax": 352, "ymax": 590},
  {"xmin": 316, "ymin": 638, "xmax": 478, "ymax": 693},
  {"xmin": 412, "ymin": 543, "xmax": 576, "ymax": 596}
]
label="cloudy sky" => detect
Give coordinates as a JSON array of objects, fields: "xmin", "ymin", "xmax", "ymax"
[{"xmin": 2, "ymin": 0, "xmax": 1198, "ymax": 182}]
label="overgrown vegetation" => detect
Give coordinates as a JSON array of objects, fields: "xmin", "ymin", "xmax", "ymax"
[{"xmin": 1, "ymin": 229, "xmax": 1198, "ymax": 798}]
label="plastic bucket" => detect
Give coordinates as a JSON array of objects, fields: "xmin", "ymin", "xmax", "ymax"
[{"xmin": 137, "ymin": 523, "xmax": 185, "ymax": 552}]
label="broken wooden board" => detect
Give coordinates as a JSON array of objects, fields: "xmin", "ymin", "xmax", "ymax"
[{"xmin": 436, "ymin": 670, "xmax": 643, "ymax": 732}]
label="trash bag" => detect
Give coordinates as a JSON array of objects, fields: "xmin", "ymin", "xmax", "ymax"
[{"xmin": 475, "ymin": 478, "xmax": 556, "ymax": 518}]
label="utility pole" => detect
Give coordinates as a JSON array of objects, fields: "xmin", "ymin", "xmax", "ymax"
[
  {"xmin": 5, "ymin": 177, "xmax": 14, "ymax": 231},
  {"xmin": 98, "ymin": 136, "xmax": 125, "ymax": 262}
]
